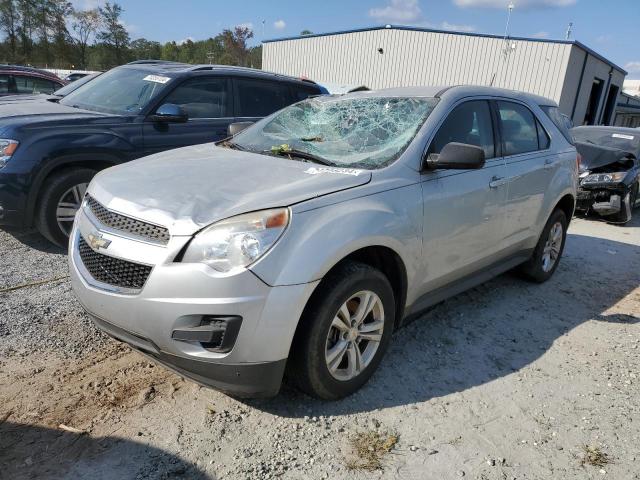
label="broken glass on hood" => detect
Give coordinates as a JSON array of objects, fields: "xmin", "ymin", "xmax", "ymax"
[{"xmin": 232, "ymin": 95, "xmax": 439, "ymax": 169}]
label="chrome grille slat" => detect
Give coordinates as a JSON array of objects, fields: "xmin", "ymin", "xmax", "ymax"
[
  {"xmin": 87, "ymin": 196, "xmax": 170, "ymax": 244},
  {"xmin": 78, "ymin": 236, "xmax": 152, "ymax": 290}
]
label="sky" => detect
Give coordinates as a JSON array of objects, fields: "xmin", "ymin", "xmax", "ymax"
[{"xmin": 74, "ymin": 0, "xmax": 640, "ymax": 79}]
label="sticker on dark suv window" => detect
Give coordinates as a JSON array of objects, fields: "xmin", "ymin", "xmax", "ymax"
[{"xmin": 143, "ymin": 75, "xmax": 171, "ymax": 84}]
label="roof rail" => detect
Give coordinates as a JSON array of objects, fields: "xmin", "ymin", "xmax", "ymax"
[{"xmin": 126, "ymin": 60, "xmax": 187, "ymax": 65}]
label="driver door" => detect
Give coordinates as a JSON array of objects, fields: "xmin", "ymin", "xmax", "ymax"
[
  {"xmin": 418, "ymin": 99, "xmax": 508, "ymax": 293},
  {"xmin": 142, "ymin": 76, "xmax": 233, "ymax": 156}
]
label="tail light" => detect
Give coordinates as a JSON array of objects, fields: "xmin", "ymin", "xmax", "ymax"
[{"xmin": 576, "ymin": 152, "xmax": 582, "ymax": 171}]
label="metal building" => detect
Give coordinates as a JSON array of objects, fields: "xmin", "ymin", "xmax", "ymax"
[{"xmin": 263, "ymin": 25, "xmax": 626, "ymax": 126}]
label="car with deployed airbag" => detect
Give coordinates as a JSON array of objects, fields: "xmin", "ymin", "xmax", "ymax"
[{"xmin": 69, "ymin": 86, "xmax": 578, "ymax": 399}]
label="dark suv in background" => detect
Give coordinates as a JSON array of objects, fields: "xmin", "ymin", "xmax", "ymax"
[
  {"xmin": 0, "ymin": 61, "xmax": 327, "ymax": 246},
  {"xmin": 0, "ymin": 65, "xmax": 65, "ymax": 97}
]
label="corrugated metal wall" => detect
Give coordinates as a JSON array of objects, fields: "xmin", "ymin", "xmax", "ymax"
[{"xmin": 263, "ymin": 29, "xmax": 573, "ymax": 103}]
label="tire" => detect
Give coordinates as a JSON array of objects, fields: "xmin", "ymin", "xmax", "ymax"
[
  {"xmin": 288, "ymin": 261, "xmax": 395, "ymax": 400},
  {"xmin": 519, "ymin": 209, "xmax": 568, "ymax": 283},
  {"xmin": 35, "ymin": 168, "xmax": 97, "ymax": 247}
]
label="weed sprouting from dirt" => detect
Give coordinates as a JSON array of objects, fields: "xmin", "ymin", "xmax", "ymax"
[
  {"xmin": 345, "ymin": 431, "xmax": 398, "ymax": 471},
  {"xmin": 581, "ymin": 445, "xmax": 611, "ymax": 468}
]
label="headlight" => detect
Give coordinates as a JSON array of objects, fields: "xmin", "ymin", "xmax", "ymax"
[
  {"xmin": 0, "ymin": 139, "xmax": 19, "ymax": 169},
  {"xmin": 582, "ymin": 172, "xmax": 627, "ymax": 184},
  {"xmin": 182, "ymin": 208, "xmax": 290, "ymax": 273}
]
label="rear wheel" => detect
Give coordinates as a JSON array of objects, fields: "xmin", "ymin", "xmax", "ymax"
[
  {"xmin": 288, "ymin": 261, "xmax": 395, "ymax": 400},
  {"xmin": 35, "ymin": 168, "xmax": 96, "ymax": 247},
  {"xmin": 519, "ymin": 209, "xmax": 567, "ymax": 283}
]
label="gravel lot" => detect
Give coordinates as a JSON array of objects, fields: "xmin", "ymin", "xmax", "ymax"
[{"xmin": 1, "ymin": 216, "xmax": 639, "ymax": 480}]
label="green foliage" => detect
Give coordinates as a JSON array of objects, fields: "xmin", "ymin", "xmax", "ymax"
[{"xmin": 0, "ymin": 0, "xmax": 263, "ymax": 70}]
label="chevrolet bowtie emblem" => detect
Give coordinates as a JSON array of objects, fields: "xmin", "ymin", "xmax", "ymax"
[{"xmin": 87, "ymin": 232, "xmax": 111, "ymax": 250}]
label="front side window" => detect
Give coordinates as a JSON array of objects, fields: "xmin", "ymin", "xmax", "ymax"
[
  {"xmin": 162, "ymin": 77, "xmax": 230, "ymax": 119},
  {"xmin": 429, "ymin": 100, "xmax": 495, "ymax": 159},
  {"xmin": 232, "ymin": 96, "xmax": 438, "ymax": 169},
  {"xmin": 498, "ymin": 101, "xmax": 542, "ymax": 156},
  {"xmin": 236, "ymin": 79, "xmax": 292, "ymax": 117},
  {"xmin": 60, "ymin": 67, "xmax": 171, "ymax": 115}
]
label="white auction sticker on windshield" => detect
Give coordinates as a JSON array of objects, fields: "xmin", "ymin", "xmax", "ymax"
[
  {"xmin": 305, "ymin": 167, "xmax": 362, "ymax": 176},
  {"xmin": 143, "ymin": 74, "xmax": 171, "ymax": 84},
  {"xmin": 612, "ymin": 133, "xmax": 634, "ymax": 140}
]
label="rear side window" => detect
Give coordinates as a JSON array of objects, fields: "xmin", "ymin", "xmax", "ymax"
[
  {"xmin": 162, "ymin": 77, "xmax": 230, "ymax": 118},
  {"xmin": 430, "ymin": 100, "xmax": 495, "ymax": 159},
  {"xmin": 236, "ymin": 79, "xmax": 292, "ymax": 117},
  {"xmin": 14, "ymin": 75, "xmax": 58, "ymax": 94},
  {"xmin": 0, "ymin": 74, "xmax": 8, "ymax": 94},
  {"xmin": 541, "ymin": 105, "xmax": 574, "ymax": 143},
  {"xmin": 497, "ymin": 101, "xmax": 543, "ymax": 156},
  {"xmin": 291, "ymin": 84, "xmax": 320, "ymax": 102}
]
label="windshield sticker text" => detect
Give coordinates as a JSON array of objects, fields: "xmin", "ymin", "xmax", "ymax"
[
  {"xmin": 305, "ymin": 167, "xmax": 362, "ymax": 176},
  {"xmin": 143, "ymin": 75, "xmax": 171, "ymax": 84}
]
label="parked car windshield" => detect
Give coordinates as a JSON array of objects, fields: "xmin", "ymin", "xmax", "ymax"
[
  {"xmin": 60, "ymin": 68, "xmax": 170, "ymax": 114},
  {"xmin": 232, "ymin": 95, "xmax": 439, "ymax": 169},
  {"xmin": 572, "ymin": 127, "xmax": 640, "ymax": 156}
]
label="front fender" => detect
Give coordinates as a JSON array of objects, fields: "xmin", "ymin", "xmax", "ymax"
[{"xmin": 250, "ymin": 184, "xmax": 424, "ymax": 292}]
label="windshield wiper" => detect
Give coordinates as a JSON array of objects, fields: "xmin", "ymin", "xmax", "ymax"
[
  {"xmin": 267, "ymin": 147, "xmax": 334, "ymax": 166},
  {"xmin": 219, "ymin": 140, "xmax": 248, "ymax": 151}
]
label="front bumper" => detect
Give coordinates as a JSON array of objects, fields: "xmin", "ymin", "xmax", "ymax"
[
  {"xmin": 69, "ymin": 205, "xmax": 319, "ymax": 397},
  {"xmin": 576, "ymin": 182, "xmax": 628, "ymax": 215},
  {"xmin": 0, "ymin": 171, "xmax": 28, "ymax": 227}
]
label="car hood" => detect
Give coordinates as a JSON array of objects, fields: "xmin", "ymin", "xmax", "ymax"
[
  {"xmin": 575, "ymin": 141, "xmax": 637, "ymax": 172},
  {"xmin": 0, "ymin": 100, "xmax": 110, "ymax": 130},
  {"xmin": 89, "ymin": 143, "xmax": 371, "ymax": 236}
]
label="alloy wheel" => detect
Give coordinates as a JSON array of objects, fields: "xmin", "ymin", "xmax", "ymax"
[
  {"xmin": 324, "ymin": 290, "xmax": 385, "ymax": 381},
  {"xmin": 56, "ymin": 183, "xmax": 88, "ymax": 236},
  {"xmin": 541, "ymin": 221, "xmax": 563, "ymax": 272}
]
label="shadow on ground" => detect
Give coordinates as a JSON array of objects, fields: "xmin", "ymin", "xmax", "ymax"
[
  {"xmin": 1, "ymin": 226, "xmax": 65, "ymax": 254},
  {"xmin": 245, "ymin": 226, "xmax": 640, "ymax": 417},
  {"xmin": 0, "ymin": 422, "xmax": 212, "ymax": 480}
]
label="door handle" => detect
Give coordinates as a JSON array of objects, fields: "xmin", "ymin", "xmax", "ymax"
[
  {"xmin": 543, "ymin": 158, "xmax": 555, "ymax": 170},
  {"xmin": 489, "ymin": 176, "xmax": 507, "ymax": 188}
]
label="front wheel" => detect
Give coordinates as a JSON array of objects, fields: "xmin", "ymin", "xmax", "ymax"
[
  {"xmin": 35, "ymin": 168, "xmax": 97, "ymax": 247},
  {"xmin": 519, "ymin": 209, "xmax": 568, "ymax": 283},
  {"xmin": 288, "ymin": 262, "xmax": 395, "ymax": 400}
]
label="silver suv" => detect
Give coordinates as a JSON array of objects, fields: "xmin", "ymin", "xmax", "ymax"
[{"xmin": 69, "ymin": 86, "xmax": 578, "ymax": 399}]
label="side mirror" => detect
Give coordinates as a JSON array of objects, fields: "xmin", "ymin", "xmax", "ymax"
[
  {"xmin": 227, "ymin": 121, "xmax": 254, "ymax": 136},
  {"xmin": 149, "ymin": 103, "xmax": 188, "ymax": 123},
  {"xmin": 423, "ymin": 142, "xmax": 485, "ymax": 170}
]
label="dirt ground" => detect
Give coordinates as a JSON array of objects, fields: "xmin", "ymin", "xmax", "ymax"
[{"xmin": 1, "ymin": 215, "xmax": 638, "ymax": 480}]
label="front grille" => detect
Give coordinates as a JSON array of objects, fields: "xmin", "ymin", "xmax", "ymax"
[
  {"xmin": 87, "ymin": 196, "xmax": 170, "ymax": 245},
  {"xmin": 78, "ymin": 236, "xmax": 152, "ymax": 290}
]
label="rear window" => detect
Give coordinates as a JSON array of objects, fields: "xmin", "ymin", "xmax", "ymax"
[
  {"xmin": 292, "ymin": 84, "xmax": 320, "ymax": 102},
  {"xmin": 0, "ymin": 74, "xmax": 8, "ymax": 94},
  {"xmin": 236, "ymin": 79, "xmax": 292, "ymax": 117},
  {"xmin": 541, "ymin": 105, "xmax": 573, "ymax": 144}
]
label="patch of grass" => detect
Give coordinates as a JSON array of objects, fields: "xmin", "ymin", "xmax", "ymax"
[
  {"xmin": 345, "ymin": 431, "xmax": 398, "ymax": 471},
  {"xmin": 581, "ymin": 445, "xmax": 611, "ymax": 468}
]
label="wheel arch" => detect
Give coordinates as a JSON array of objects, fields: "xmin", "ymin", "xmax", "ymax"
[{"xmin": 25, "ymin": 153, "xmax": 122, "ymax": 226}]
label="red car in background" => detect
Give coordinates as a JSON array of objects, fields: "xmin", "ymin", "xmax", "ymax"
[{"xmin": 0, "ymin": 65, "xmax": 65, "ymax": 97}]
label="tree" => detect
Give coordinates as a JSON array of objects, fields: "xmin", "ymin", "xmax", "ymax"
[
  {"xmin": 50, "ymin": 0, "xmax": 74, "ymax": 66},
  {"xmin": 0, "ymin": 0, "xmax": 19, "ymax": 62},
  {"xmin": 217, "ymin": 26, "xmax": 253, "ymax": 66},
  {"xmin": 300, "ymin": 30, "xmax": 313, "ymax": 36},
  {"xmin": 98, "ymin": 1, "xmax": 129, "ymax": 66},
  {"xmin": 72, "ymin": 8, "xmax": 100, "ymax": 69},
  {"xmin": 129, "ymin": 38, "xmax": 161, "ymax": 60}
]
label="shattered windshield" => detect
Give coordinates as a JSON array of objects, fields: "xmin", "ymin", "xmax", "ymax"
[
  {"xmin": 572, "ymin": 128, "xmax": 640, "ymax": 156},
  {"xmin": 232, "ymin": 96, "xmax": 439, "ymax": 169}
]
